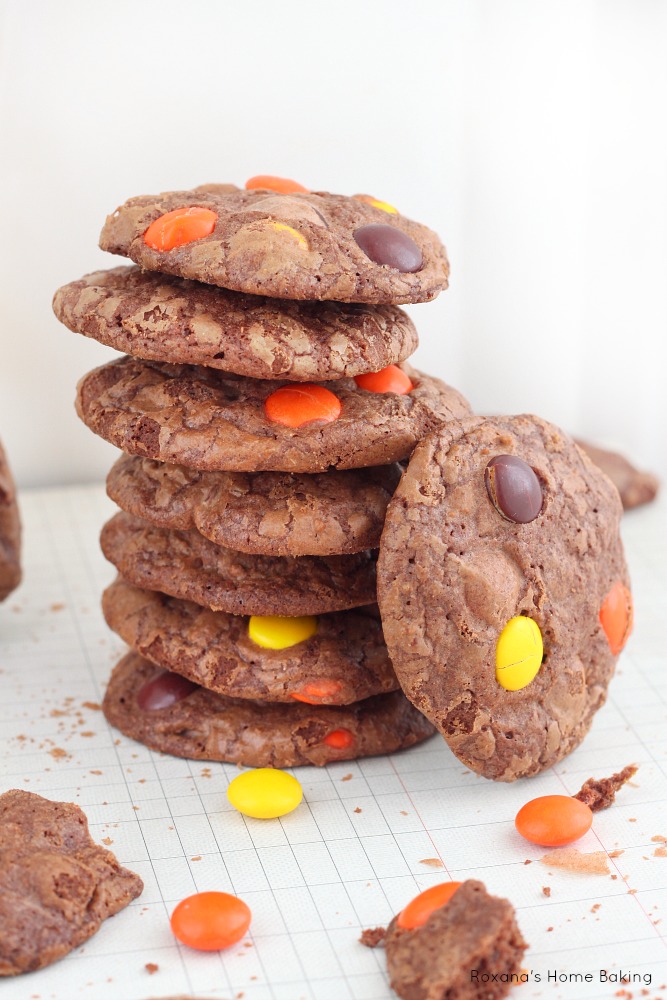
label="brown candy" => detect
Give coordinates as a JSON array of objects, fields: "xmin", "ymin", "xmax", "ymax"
[
  {"xmin": 353, "ymin": 224, "xmax": 423, "ymax": 273},
  {"xmin": 137, "ymin": 669, "xmax": 199, "ymax": 711},
  {"xmin": 485, "ymin": 454, "xmax": 543, "ymax": 523}
]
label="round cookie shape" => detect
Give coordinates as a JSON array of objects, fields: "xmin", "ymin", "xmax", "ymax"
[
  {"xmin": 0, "ymin": 440, "xmax": 21, "ymax": 601},
  {"xmin": 53, "ymin": 266, "xmax": 419, "ymax": 381},
  {"xmin": 99, "ymin": 185, "xmax": 450, "ymax": 304},
  {"xmin": 102, "ymin": 577, "xmax": 398, "ymax": 704},
  {"xmin": 76, "ymin": 357, "xmax": 471, "ymax": 474},
  {"xmin": 100, "ymin": 512, "xmax": 377, "ymax": 616},
  {"xmin": 107, "ymin": 456, "xmax": 402, "ymax": 556},
  {"xmin": 102, "ymin": 651, "xmax": 435, "ymax": 767},
  {"xmin": 377, "ymin": 414, "xmax": 630, "ymax": 781}
]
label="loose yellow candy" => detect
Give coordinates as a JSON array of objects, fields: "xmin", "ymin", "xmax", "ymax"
[
  {"xmin": 248, "ymin": 615, "xmax": 318, "ymax": 650},
  {"xmin": 227, "ymin": 768, "xmax": 303, "ymax": 819},
  {"xmin": 266, "ymin": 221, "xmax": 308, "ymax": 246},
  {"xmin": 495, "ymin": 616, "xmax": 543, "ymax": 691}
]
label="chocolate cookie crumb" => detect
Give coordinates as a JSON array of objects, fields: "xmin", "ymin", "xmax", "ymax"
[
  {"xmin": 574, "ymin": 764, "xmax": 638, "ymax": 811},
  {"xmin": 540, "ymin": 848, "xmax": 610, "ymax": 875},
  {"xmin": 542, "ymin": 886, "xmax": 551, "ymax": 897},
  {"xmin": 360, "ymin": 926, "xmax": 386, "ymax": 948}
]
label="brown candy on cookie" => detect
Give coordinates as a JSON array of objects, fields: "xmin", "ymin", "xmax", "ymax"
[
  {"xmin": 377, "ymin": 414, "xmax": 631, "ymax": 781},
  {"xmin": 0, "ymin": 790, "xmax": 143, "ymax": 975},
  {"xmin": 53, "ymin": 266, "xmax": 419, "ymax": 381},
  {"xmin": 102, "ymin": 651, "xmax": 435, "ymax": 767},
  {"xmin": 99, "ymin": 184, "xmax": 450, "ymax": 304},
  {"xmin": 384, "ymin": 880, "xmax": 527, "ymax": 1000}
]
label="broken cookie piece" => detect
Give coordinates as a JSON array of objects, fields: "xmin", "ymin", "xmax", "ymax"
[
  {"xmin": 383, "ymin": 879, "xmax": 527, "ymax": 999},
  {"xmin": 0, "ymin": 789, "xmax": 143, "ymax": 975},
  {"xmin": 573, "ymin": 764, "xmax": 638, "ymax": 812}
]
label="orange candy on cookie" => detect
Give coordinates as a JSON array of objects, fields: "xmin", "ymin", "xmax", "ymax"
[
  {"xmin": 143, "ymin": 206, "xmax": 217, "ymax": 251},
  {"xmin": 291, "ymin": 679, "xmax": 343, "ymax": 704},
  {"xmin": 599, "ymin": 580, "xmax": 633, "ymax": 655},
  {"xmin": 397, "ymin": 882, "xmax": 462, "ymax": 930},
  {"xmin": 354, "ymin": 365, "xmax": 413, "ymax": 395},
  {"xmin": 322, "ymin": 728, "xmax": 354, "ymax": 749},
  {"xmin": 264, "ymin": 384, "xmax": 342, "ymax": 428},
  {"xmin": 245, "ymin": 175, "xmax": 309, "ymax": 194}
]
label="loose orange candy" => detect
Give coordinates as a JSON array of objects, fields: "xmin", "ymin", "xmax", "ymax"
[
  {"xmin": 515, "ymin": 795, "xmax": 593, "ymax": 847},
  {"xmin": 143, "ymin": 206, "xmax": 217, "ymax": 251},
  {"xmin": 291, "ymin": 679, "xmax": 343, "ymax": 704},
  {"xmin": 245, "ymin": 175, "xmax": 309, "ymax": 193},
  {"xmin": 170, "ymin": 891, "xmax": 251, "ymax": 951},
  {"xmin": 354, "ymin": 365, "xmax": 413, "ymax": 395},
  {"xmin": 397, "ymin": 882, "xmax": 462, "ymax": 930},
  {"xmin": 323, "ymin": 728, "xmax": 354, "ymax": 749},
  {"xmin": 599, "ymin": 580, "xmax": 633, "ymax": 655},
  {"xmin": 264, "ymin": 384, "xmax": 342, "ymax": 428}
]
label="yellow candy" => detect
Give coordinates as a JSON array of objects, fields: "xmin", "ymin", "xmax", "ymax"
[
  {"xmin": 495, "ymin": 616, "xmax": 543, "ymax": 691},
  {"xmin": 248, "ymin": 614, "xmax": 318, "ymax": 650},
  {"xmin": 368, "ymin": 198, "xmax": 398, "ymax": 214},
  {"xmin": 227, "ymin": 768, "xmax": 303, "ymax": 819},
  {"xmin": 267, "ymin": 221, "xmax": 308, "ymax": 246}
]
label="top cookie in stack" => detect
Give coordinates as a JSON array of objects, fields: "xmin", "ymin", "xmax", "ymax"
[{"xmin": 53, "ymin": 176, "xmax": 472, "ymax": 768}]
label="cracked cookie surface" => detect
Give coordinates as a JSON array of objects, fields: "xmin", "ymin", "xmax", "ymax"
[{"xmin": 378, "ymin": 415, "xmax": 630, "ymax": 780}]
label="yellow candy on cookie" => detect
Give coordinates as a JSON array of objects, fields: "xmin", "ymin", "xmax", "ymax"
[
  {"xmin": 248, "ymin": 614, "xmax": 318, "ymax": 650},
  {"xmin": 495, "ymin": 616, "xmax": 543, "ymax": 691}
]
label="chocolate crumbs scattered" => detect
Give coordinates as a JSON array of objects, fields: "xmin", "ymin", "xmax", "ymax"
[{"xmin": 360, "ymin": 926, "xmax": 386, "ymax": 948}]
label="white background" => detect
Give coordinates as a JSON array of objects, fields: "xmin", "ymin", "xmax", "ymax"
[{"xmin": 0, "ymin": 0, "xmax": 665, "ymax": 488}]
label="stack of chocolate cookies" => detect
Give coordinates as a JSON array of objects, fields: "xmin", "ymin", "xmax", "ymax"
[
  {"xmin": 0, "ymin": 439, "xmax": 21, "ymax": 603},
  {"xmin": 53, "ymin": 179, "xmax": 472, "ymax": 768}
]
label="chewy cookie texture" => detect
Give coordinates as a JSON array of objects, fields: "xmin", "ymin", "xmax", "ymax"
[
  {"xmin": 0, "ymin": 790, "xmax": 143, "ymax": 976},
  {"xmin": 52, "ymin": 175, "xmax": 457, "ymax": 770}
]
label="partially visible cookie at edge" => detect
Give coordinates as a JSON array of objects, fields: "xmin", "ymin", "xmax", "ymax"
[
  {"xmin": 53, "ymin": 266, "xmax": 419, "ymax": 380},
  {"xmin": 0, "ymin": 789, "xmax": 143, "ymax": 976},
  {"xmin": 107, "ymin": 455, "xmax": 402, "ymax": 556},
  {"xmin": 0, "ymin": 440, "xmax": 21, "ymax": 601},
  {"xmin": 76, "ymin": 357, "xmax": 471, "ymax": 474},
  {"xmin": 102, "ymin": 577, "xmax": 398, "ymax": 704},
  {"xmin": 384, "ymin": 880, "xmax": 527, "ymax": 1000},
  {"xmin": 575, "ymin": 439, "xmax": 659, "ymax": 511},
  {"xmin": 99, "ymin": 185, "xmax": 450, "ymax": 304},
  {"xmin": 102, "ymin": 650, "xmax": 435, "ymax": 767},
  {"xmin": 100, "ymin": 512, "xmax": 378, "ymax": 616},
  {"xmin": 378, "ymin": 414, "xmax": 631, "ymax": 781}
]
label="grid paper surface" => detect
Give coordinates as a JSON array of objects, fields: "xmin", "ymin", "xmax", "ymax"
[{"xmin": 1, "ymin": 483, "xmax": 666, "ymax": 1000}]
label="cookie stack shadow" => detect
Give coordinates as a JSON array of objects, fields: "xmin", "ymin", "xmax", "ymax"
[{"xmin": 53, "ymin": 180, "xmax": 471, "ymax": 768}]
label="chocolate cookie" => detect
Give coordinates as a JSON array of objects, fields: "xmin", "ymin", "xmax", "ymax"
[
  {"xmin": 0, "ymin": 440, "xmax": 21, "ymax": 601},
  {"xmin": 102, "ymin": 577, "xmax": 397, "ymax": 704},
  {"xmin": 384, "ymin": 880, "xmax": 527, "ymax": 1000},
  {"xmin": 99, "ymin": 185, "xmax": 450, "ymax": 304},
  {"xmin": 0, "ymin": 790, "xmax": 143, "ymax": 976},
  {"xmin": 107, "ymin": 455, "xmax": 402, "ymax": 556},
  {"xmin": 576, "ymin": 439, "xmax": 659, "ymax": 511},
  {"xmin": 77, "ymin": 357, "xmax": 471, "ymax": 473},
  {"xmin": 377, "ymin": 414, "xmax": 631, "ymax": 781},
  {"xmin": 100, "ymin": 512, "xmax": 377, "ymax": 615},
  {"xmin": 102, "ymin": 651, "xmax": 435, "ymax": 767},
  {"xmin": 53, "ymin": 266, "xmax": 419, "ymax": 380}
]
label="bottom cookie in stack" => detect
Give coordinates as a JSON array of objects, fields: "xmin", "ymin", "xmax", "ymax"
[
  {"xmin": 99, "ymin": 459, "xmax": 436, "ymax": 766},
  {"xmin": 102, "ymin": 650, "xmax": 435, "ymax": 768}
]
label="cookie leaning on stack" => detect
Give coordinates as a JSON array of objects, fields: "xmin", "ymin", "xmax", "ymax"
[
  {"xmin": 0, "ymin": 440, "xmax": 21, "ymax": 603},
  {"xmin": 53, "ymin": 177, "xmax": 472, "ymax": 766}
]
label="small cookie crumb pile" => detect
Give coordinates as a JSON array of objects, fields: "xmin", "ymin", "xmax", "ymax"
[{"xmin": 53, "ymin": 175, "xmax": 466, "ymax": 768}]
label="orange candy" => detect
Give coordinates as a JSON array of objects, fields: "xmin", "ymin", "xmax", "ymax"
[
  {"xmin": 143, "ymin": 206, "xmax": 217, "ymax": 251},
  {"xmin": 323, "ymin": 728, "xmax": 354, "ymax": 749},
  {"xmin": 264, "ymin": 384, "xmax": 342, "ymax": 428},
  {"xmin": 397, "ymin": 882, "xmax": 462, "ymax": 930},
  {"xmin": 515, "ymin": 795, "xmax": 593, "ymax": 847},
  {"xmin": 291, "ymin": 679, "xmax": 343, "ymax": 704},
  {"xmin": 354, "ymin": 365, "xmax": 413, "ymax": 395},
  {"xmin": 599, "ymin": 580, "xmax": 633, "ymax": 655},
  {"xmin": 170, "ymin": 891, "xmax": 251, "ymax": 951},
  {"xmin": 245, "ymin": 175, "xmax": 309, "ymax": 193}
]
